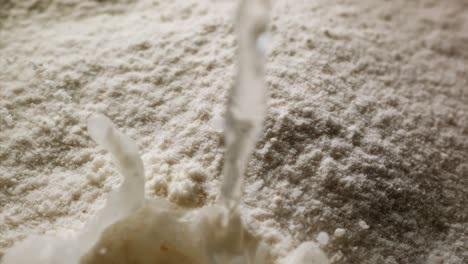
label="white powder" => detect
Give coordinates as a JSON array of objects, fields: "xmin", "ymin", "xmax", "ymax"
[
  {"xmin": 317, "ymin": 232, "xmax": 329, "ymax": 246},
  {"xmin": 1, "ymin": 0, "xmax": 467, "ymax": 263},
  {"xmin": 358, "ymin": 220, "xmax": 369, "ymax": 230},
  {"xmin": 333, "ymin": 228, "xmax": 346, "ymax": 238}
]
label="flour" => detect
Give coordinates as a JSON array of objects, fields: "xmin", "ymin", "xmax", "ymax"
[{"xmin": 1, "ymin": 0, "xmax": 467, "ymax": 263}]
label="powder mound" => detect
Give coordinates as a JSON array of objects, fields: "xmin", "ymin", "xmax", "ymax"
[
  {"xmin": 1, "ymin": 0, "xmax": 468, "ymax": 263},
  {"xmin": 247, "ymin": 95, "xmax": 467, "ymax": 262}
]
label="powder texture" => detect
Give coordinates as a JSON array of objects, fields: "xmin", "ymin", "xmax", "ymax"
[{"xmin": 1, "ymin": 0, "xmax": 467, "ymax": 263}]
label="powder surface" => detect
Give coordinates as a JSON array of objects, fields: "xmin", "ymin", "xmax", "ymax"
[{"xmin": 1, "ymin": 0, "xmax": 467, "ymax": 263}]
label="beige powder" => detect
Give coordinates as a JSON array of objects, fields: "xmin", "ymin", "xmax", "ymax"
[{"xmin": 1, "ymin": 0, "xmax": 467, "ymax": 263}]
